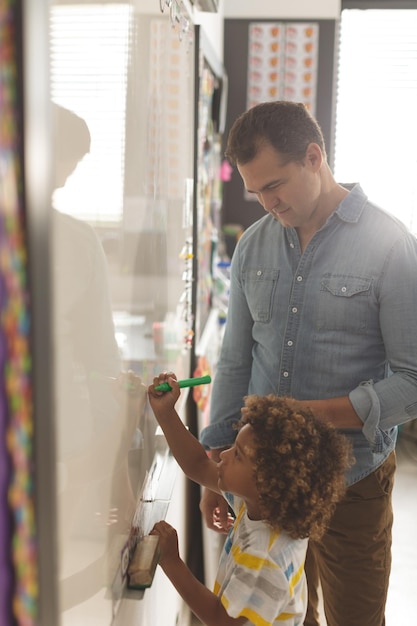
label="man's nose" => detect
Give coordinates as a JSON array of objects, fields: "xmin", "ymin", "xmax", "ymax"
[{"xmin": 258, "ymin": 190, "xmax": 278, "ymax": 213}]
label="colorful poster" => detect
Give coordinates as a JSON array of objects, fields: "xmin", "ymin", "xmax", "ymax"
[{"xmin": 247, "ymin": 21, "xmax": 319, "ymax": 114}]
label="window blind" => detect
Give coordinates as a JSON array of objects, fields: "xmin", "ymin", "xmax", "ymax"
[
  {"xmin": 334, "ymin": 9, "xmax": 417, "ymax": 234},
  {"xmin": 50, "ymin": 3, "xmax": 132, "ymax": 223}
]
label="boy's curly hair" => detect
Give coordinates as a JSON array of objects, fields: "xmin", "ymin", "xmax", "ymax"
[{"xmin": 236, "ymin": 395, "xmax": 353, "ymax": 541}]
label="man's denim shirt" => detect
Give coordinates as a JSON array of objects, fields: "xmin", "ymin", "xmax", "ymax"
[{"xmin": 200, "ymin": 184, "xmax": 417, "ymax": 485}]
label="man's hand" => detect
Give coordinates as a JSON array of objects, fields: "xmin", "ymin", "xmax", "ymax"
[{"xmin": 200, "ymin": 487, "xmax": 234, "ymax": 533}]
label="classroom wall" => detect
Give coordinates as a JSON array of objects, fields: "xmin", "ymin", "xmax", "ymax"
[
  {"xmin": 193, "ymin": 0, "xmax": 225, "ymax": 61},
  {"xmin": 224, "ymin": 0, "xmax": 341, "ymax": 19},
  {"xmin": 220, "ymin": 1, "xmax": 341, "ymax": 244},
  {"xmin": 189, "ymin": 0, "xmax": 340, "ymax": 78}
]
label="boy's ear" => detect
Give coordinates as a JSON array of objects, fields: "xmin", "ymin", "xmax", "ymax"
[{"xmin": 305, "ymin": 143, "xmax": 323, "ymax": 172}]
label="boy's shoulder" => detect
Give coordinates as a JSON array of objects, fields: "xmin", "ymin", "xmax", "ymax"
[{"xmin": 228, "ymin": 494, "xmax": 308, "ymax": 563}]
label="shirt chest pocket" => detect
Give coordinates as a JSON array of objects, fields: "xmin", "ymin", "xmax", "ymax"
[
  {"xmin": 242, "ymin": 268, "xmax": 279, "ymax": 323},
  {"xmin": 316, "ymin": 275, "xmax": 373, "ymax": 333}
]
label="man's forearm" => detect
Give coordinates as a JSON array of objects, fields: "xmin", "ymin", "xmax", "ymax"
[
  {"xmin": 207, "ymin": 397, "xmax": 362, "ymax": 441},
  {"xmin": 298, "ymin": 395, "xmax": 363, "ymax": 429}
]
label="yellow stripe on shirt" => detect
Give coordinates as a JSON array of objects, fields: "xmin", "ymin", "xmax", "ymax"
[
  {"xmin": 289, "ymin": 562, "xmax": 305, "ymax": 597},
  {"xmin": 230, "ymin": 542, "xmax": 279, "ymax": 571}
]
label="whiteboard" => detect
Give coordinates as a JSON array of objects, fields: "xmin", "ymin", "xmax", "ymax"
[{"xmin": 45, "ymin": 1, "xmax": 196, "ymax": 623}]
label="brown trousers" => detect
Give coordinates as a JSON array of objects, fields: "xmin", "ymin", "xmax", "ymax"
[{"xmin": 304, "ymin": 452, "xmax": 396, "ymax": 626}]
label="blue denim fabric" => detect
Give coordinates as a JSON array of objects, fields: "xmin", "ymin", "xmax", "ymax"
[{"xmin": 200, "ymin": 184, "xmax": 417, "ymax": 485}]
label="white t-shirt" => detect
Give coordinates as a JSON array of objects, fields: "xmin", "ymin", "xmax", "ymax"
[{"xmin": 214, "ymin": 494, "xmax": 308, "ymax": 626}]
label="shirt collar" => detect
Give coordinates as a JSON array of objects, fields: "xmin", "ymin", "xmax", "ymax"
[{"xmin": 334, "ymin": 183, "xmax": 368, "ymax": 224}]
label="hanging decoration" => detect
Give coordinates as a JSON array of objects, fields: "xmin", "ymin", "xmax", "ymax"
[{"xmin": 0, "ymin": 0, "xmax": 38, "ymax": 624}]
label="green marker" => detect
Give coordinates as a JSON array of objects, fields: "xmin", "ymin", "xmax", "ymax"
[{"xmin": 155, "ymin": 374, "xmax": 211, "ymax": 392}]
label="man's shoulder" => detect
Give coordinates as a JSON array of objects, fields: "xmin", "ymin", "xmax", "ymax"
[
  {"xmin": 360, "ymin": 200, "xmax": 417, "ymax": 251},
  {"xmin": 348, "ymin": 185, "xmax": 414, "ymax": 238}
]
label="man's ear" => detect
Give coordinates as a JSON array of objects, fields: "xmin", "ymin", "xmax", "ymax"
[{"xmin": 304, "ymin": 143, "xmax": 323, "ymax": 172}]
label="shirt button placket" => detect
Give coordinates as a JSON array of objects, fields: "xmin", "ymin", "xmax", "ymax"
[{"xmin": 281, "ymin": 268, "xmax": 305, "ymax": 392}]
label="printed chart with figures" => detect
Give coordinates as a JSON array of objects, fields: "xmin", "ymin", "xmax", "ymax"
[{"xmin": 247, "ymin": 21, "xmax": 319, "ymax": 114}]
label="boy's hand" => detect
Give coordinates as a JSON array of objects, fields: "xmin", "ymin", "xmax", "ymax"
[
  {"xmin": 148, "ymin": 372, "xmax": 181, "ymax": 412},
  {"xmin": 150, "ymin": 520, "xmax": 180, "ymax": 568},
  {"xmin": 200, "ymin": 487, "xmax": 234, "ymax": 533}
]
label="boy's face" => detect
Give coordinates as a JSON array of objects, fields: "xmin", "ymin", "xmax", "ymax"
[{"xmin": 217, "ymin": 424, "xmax": 258, "ymax": 502}]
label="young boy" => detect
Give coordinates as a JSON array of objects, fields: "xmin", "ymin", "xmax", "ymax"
[{"xmin": 148, "ymin": 373, "xmax": 352, "ymax": 626}]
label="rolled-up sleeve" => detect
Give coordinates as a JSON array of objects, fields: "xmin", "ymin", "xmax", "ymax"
[
  {"xmin": 349, "ymin": 381, "xmax": 395, "ymax": 452},
  {"xmin": 349, "ymin": 230, "xmax": 417, "ymax": 449}
]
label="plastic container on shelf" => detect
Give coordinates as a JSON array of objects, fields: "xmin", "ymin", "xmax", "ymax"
[{"xmin": 213, "ymin": 259, "xmax": 231, "ymax": 324}]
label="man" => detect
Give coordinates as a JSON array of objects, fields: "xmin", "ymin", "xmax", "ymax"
[{"xmin": 199, "ymin": 101, "xmax": 417, "ymax": 626}]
